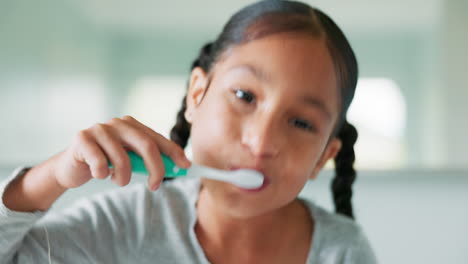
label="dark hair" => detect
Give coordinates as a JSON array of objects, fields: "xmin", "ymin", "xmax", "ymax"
[{"xmin": 170, "ymin": 0, "xmax": 359, "ymax": 219}]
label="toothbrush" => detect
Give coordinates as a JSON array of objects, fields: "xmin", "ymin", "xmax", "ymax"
[{"xmin": 109, "ymin": 151, "xmax": 264, "ymax": 189}]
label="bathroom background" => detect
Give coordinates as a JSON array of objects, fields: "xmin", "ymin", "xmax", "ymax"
[{"xmin": 1, "ymin": 0, "xmax": 467, "ymax": 263}]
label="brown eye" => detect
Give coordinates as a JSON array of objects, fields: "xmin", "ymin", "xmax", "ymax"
[
  {"xmin": 290, "ymin": 118, "xmax": 316, "ymax": 132},
  {"xmin": 235, "ymin": 89, "xmax": 255, "ymax": 103}
]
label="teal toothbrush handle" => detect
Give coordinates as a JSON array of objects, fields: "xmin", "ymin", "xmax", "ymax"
[{"xmin": 109, "ymin": 151, "xmax": 188, "ymax": 178}]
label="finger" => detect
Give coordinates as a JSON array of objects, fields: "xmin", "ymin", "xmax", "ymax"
[
  {"xmin": 108, "ymin": 118, "xmax": 166, "ymax": 190},
  {"xmin": 75, "ymin": 130, "xmax": 109, "ymax": 180},
  {"xmin": 121, "ymin": 115, "xmax": 191, "ymax": 168},
  {"xmin": 89, "ymin": 123, "xmax": 132, "ymax": 186}
]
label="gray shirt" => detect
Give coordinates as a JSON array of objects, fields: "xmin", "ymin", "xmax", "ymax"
[{"xmin": 0, "ymin": 167, "xmax": 377, "ymax": 264}]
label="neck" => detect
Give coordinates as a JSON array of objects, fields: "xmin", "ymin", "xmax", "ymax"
[{"xmin": 194, "ymin": 186, "xmax": 313, "ymax": 259}]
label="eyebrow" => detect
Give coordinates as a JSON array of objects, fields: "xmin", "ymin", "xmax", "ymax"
[
  {"xmin": 228, "ymin": 64, "xmax": 271, "ymax": 83},
  {"xmin": 302, "ymin": 96, "xmax": 332, "ymax": 121}
]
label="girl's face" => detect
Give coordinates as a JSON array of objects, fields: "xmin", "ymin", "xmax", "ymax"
[{"xmin": 186, "ymin": 33, "xmax": 342, "ymax": 218}]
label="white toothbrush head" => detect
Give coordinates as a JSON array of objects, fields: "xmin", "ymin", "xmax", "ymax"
[
  {"xmin": 187, "ymin": 165, "xmax": 264, "ymax": 189},
  {"xmin": 224, "ymin": 169, "xmax": 265, "ymax": 189}
]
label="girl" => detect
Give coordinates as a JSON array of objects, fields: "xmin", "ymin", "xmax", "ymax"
[{"xmin": 0, "ymin": 1, "xmax": 377, "ymax": 263}]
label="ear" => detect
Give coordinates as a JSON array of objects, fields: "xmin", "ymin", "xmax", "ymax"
[
  {"xmin": 185, "ymin": 67, "xmax": 209, "ymax": 123},
  {"xmin": 309, "ymin": 138, "xmax": 342, "ymax": 180}
]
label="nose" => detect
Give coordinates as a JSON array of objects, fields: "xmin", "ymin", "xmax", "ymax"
[{"xmin": 241, "ymin": 114, "xmax": 280, "ymax": 159}]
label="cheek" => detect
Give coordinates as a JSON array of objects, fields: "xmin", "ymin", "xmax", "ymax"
[
  {"xmin": 278, "ymin": 143, "xmax": 325, "ymax": 187},
  {"xmin": 189, "ymin": 96, "xmax": 240, "ymax": 167},
  {"xmin": 283, "ymin": 154, "xmax": 316, "ymax": 182}
]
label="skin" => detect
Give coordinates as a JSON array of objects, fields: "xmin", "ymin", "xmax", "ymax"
[{"xmin": 185, "ymin": 32, "xmax": 342, "ymax": 263}]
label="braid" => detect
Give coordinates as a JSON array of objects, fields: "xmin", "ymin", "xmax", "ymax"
[
  {"xmin": 169, "ymin": 95, "xmax": 191, "ymax": 148},
  {"xmin": 332, "ymin": 121, "xmax": 358, "ymax": 219},
  {"xmin": 169, "ymin": 42, "xmax": 214, "ymax": 149}
]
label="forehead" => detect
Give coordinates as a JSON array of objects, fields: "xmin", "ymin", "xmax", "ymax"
[{"xmin": 212, "ymin": 33, "xmax": 340, "ymax": 114}]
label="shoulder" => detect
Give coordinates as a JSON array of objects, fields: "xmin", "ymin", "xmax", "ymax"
[
  {"xmin": 301, "ymin": 199, "xmax": 378, "ymax": 264},
  {"xmin": 35, "ymin": 177, "xmax": 202, "ymax": 261},
  {"xmin": 53, "ymin": 177, "xmax": 201, "ymax": 230},
  {"xmin": 305, "ymin": 200, "xmax": 363, "ymax": 244}
]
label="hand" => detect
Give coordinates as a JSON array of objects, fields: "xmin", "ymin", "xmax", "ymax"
[{"xmin": 52, "ymin": 116, "xmax": 191, "ymax": 191}]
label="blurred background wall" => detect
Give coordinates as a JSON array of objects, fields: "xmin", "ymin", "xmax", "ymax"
[{"xmin": 0, "ymin": 0, "xmax": 467, "ymax": 263}]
